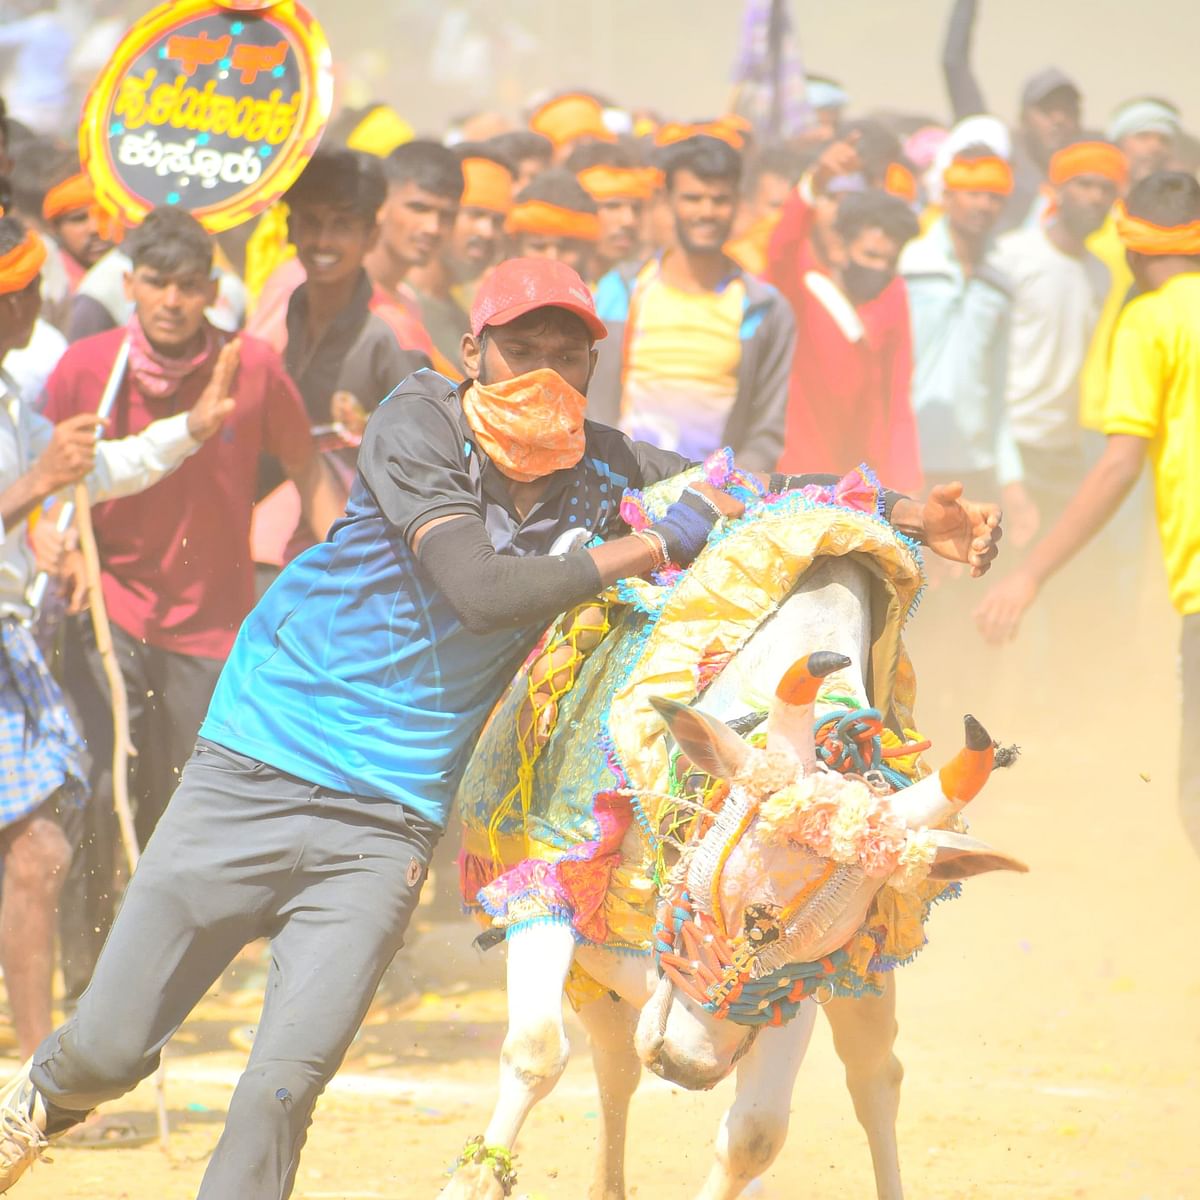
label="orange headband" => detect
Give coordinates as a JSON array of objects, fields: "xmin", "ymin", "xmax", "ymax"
[
  {"xmin": 1114, "ymin": 201, "xmax": 1200, "ymax": 256},
  {"xmin": 576, "ymin": 165, "xmax": 660, "ymax": 202},
  {"xmin": 884, "ymin": 162, "xmax": 917, "ymax": 204},
  {"xmin": 39, "ymin": 172, "xmax": 124, "ymax": 244},
  {"xmin": 654, "ymin": 120, "xmax": 746, "ymax": 151},
  {"xmin": 530, "ymin": 94, "xmax": 616, "ymax": 149},
  {"xmin": 505, "ymin": 200, "xmax": 601, "ymax": 242},
  {"xmin": 461, "ymin": 157, "xmax": 514, "ymax": 214},
  {"xmin": 0, "ymin": 229, "xmax": 48, "ymax": 295},
  {"xmin": 1048, "ymin": 141, "xmax": 1128, "ymax": 187},
  {"xmin": 42, "ymin": 173, "xmax": 94, "ymax": 221},
  {"xmin": 943, "ymin": 155, "xmax": 1014, "ymax": 196}
]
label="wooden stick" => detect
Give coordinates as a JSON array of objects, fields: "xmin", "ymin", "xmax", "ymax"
[
  {"xmin": 29, "ymin": 338, "xmax": 131, "ymax": 616},
  {"xmin": 73, "ymin": 483, "xmax": 170, "ymax": 1150}
]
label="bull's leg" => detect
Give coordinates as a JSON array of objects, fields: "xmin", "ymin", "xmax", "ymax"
[
  {"xmin": 824, "ymin": 974, "xmax": 904, "ymax": 1199},
  {"xmin": 576, "ymin": 993, "xmax": 642, "ymax": 1200},
  {"xmin": 694, "ymin": 1001, "xmax": 818, "ymax": 1200},
  {"xmin": 438, "ymin": 922, "xmax": 576, "ymax": 1200}
]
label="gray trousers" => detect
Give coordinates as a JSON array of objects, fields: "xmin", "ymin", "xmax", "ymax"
[{"xmin": 31, "ymin": 738, "xmax": 436, "ymax": 1200}]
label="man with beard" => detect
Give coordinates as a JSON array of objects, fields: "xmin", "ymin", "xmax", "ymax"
[
  {"xmin": 901, "ymin": 146, "xmax": 1026, "ymax": 514},
  {"xmin": 587, "ymin": 135, "xmax": 794, "ymax": 470},
  {"xmin": 998, "ymin": 142, "xmax": 1127, "ymax": 529},
  {"xmin": 407, "ymin": 145, "xmax": 514, "ymax": 369},
  {"xmin": 4, "ymin": 147, "xmax": 118, "ymax": 334},
  {"xmin": 767, "ymin": 136, "xmax": 922, "ymax": 490},
  {"xmin": 38, "ymin": 171, "xmax": 119, "ymax": 304},
  {"xmin": 567, "ymin": 141, "xmax": 656, "ymax": 281},
  {"xmin": 0, "ymin": 213, "xmax": 240, "ymax": 1063},
  {"xmin": 1106, "ymin": 98, "xmax": 1181, "ymax": 186}
]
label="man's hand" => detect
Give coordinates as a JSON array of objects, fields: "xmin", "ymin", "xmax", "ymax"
[
  {"xmin": 812, "ymin": 133, "xmax": 863, "ymax": 194},
  {"xmin": 187, "ymin": 339, "xmax": 239, "ymax": 442},
  {"xmin": 921, "ymin": 481, "xmax": 1003, "ymax": 577},
  {"xmin": 32, "ymin": 412, "xmax": 110, "ymax": 493},
  {"xmin": 62, "ymin": 549, "xmax": 90, "ymax": 613},
  {"xmin": 29, "ymin": 511, "xmax": 77, "ymax": 577},
  {"xmin": 974, "ymin": 569, "xmax": 1038, "ymax": 644},
  {"xmin": 1001, "ymin": 480, "xmax": 1040, "ymax": 549},
  {"xmin": 689, "ymin": 482, "xmax": 745, "ymax": 521}
]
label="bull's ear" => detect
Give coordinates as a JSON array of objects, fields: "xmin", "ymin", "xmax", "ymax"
[
  {"xmin": 925, "ymin": 830, "xmax": 1029, "ymax": 880},
  {"xmin": 650, "ymin": 697, "xmax": 749, "ymax": 781}
]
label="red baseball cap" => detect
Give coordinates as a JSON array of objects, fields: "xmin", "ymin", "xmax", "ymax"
[{"xmin": 470, "ymin": 256, "xmax": 608, "ymax": 341}]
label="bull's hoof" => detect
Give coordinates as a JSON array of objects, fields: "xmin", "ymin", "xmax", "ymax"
[{"xmin": 437, "ymin": 1161, "xmax": 508, "ymax": 1200}]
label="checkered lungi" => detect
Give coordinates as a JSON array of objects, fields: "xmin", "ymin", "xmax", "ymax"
[{"xmin": 0, "ymin": 617, "xmax": 88, "ymax": 830}]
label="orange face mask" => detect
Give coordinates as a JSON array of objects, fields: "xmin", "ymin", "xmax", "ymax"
[{"xmin": 461, "ymin": 368, "xmax": 588, "ymax": 483}]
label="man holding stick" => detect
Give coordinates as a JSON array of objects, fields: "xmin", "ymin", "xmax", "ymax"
[
  {"xmin": 41, "ymin": 206, "xmax": 344, "ymax": 1006},
  {"xmin": 0, "ymin": 213, "xmax": 238, "ymax": 1063}
]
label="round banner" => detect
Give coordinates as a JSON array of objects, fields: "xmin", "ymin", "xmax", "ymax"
[{"xmin": 80, "ymin": 0, "xmax": 332, "ymax": 233}]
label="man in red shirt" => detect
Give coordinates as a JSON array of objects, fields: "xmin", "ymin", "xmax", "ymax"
[
  {"xmin": 767, "ymin": 138, "xmax": 923, "ymax": 493},
  {"xmin": 41, "ymin": 207, "xmax": 344, "ymax": 1002}
]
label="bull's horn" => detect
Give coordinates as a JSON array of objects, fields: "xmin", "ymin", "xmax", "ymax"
[
  {"xmin": 767, "ymin": 651, "xmax": 852, "ymax": 771},
  {"xmin": 774, "ymin": 652, "xmax": 853, "ymax": 706},
  {"xmin": 925, "ymin": 830, "xmax": 1029, "ymax": 879},
  {"xmin": 890, "ymin": 714, "xmax": 996, "ymax": 829},
  {"xmin": 651, "ymin": 697, "xmax": 750, "ymax": 781}
]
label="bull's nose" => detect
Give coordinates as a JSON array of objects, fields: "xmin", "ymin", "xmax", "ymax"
[{"xmin": 642, "ymin": 1043, "xmax": 728, "ymax": 1091}]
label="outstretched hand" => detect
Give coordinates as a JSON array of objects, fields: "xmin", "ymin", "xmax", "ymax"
[
  {"xmin": 187, "ymin": 339, "xmax": 239, "ymax": 442},
  {"xmin": 974, "ymin": 570, "xmax": 1038, "ymax": 644},
  {"xmin": 922, "ymin": 482, "xmax": 1003, "ymax": 577}
]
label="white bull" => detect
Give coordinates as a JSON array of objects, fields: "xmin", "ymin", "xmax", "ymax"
[{"xmin": 440, "ymin": 556, "xmax": 1025, "ymax": 1200}]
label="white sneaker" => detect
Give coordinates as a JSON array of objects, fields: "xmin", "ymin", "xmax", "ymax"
[{"xmin": 0, "ymin": 1060, "xmax": 49, "ymax": 1193}]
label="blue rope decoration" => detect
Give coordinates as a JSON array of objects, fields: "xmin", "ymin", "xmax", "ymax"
[{"xmin": 813, "ymin": 707, "xmax": 914, "ymax": 791}]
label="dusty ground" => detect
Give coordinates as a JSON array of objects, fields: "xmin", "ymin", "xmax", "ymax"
[{"xmin": 7, "ymin": 553, "xmax": 1200, "ymax": 1200}]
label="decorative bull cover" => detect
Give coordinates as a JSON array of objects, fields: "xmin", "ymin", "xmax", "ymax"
[
  {"xmin": 457, "ymin": 465, "xmax": 958, "ymax": 1005},
  {"xmin": 80, "ymin": 0, "xmax": 332, "ymax": 233}
]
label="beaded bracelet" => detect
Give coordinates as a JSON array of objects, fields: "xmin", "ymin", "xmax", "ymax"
[{"xmin": 631, "ymin": 528, "xmax": 669, "ymax": 570}]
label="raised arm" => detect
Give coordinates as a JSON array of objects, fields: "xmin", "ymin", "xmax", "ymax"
[{"xmin": 942, "ymin": 0, "xmax": 988, "ymax": 120}]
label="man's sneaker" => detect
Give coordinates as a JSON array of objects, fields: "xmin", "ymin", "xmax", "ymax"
[{"xmin": 0, "ymin": 1060, "xmax": 49, "ymax": 1192}]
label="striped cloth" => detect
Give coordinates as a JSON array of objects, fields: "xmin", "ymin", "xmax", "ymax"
[{"xmin": 0, "ymin": 617, "xmax": 87, "ymax": 828}]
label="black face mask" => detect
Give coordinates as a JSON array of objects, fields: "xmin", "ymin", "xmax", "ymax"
[{"xmin": 842, "ymin": 260, "xmax": 893, "ymax": 304}]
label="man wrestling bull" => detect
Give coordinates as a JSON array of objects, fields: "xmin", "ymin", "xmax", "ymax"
[{"xmin": 0, "ymin": 257, "xmax": 1001, "ymax": 1198}]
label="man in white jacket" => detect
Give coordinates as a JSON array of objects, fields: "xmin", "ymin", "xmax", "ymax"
[{"xmin": 0, "ymin": 214, "xmax": 234, "ymax": 1062}]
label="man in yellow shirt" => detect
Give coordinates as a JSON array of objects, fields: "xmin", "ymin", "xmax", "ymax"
[
  {"xmin": 588, "ymin": 136, "xmax": 796, "ymax": 471},
  {"xmin": 975, "ymin": 170, "xmax": 1200, "ymax": 852}
]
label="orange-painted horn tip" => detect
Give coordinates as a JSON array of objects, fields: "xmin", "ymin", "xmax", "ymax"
[
  {"xmin": 939, "ymin": 714, "xmax": 995, "ymax": 802},
  {"xmin": 775, "ymin": 652, "xmax": 850, "ymax": 705}
]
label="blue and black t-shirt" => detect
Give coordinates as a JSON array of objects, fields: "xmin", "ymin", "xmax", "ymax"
[{"xmin": 201, "ymin": 368, "xmax": 689, "ymax": 828}]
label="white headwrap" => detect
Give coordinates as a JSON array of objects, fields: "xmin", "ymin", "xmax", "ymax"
[
  {"xmin": 925, "ymin": 115, "xmax": 1012, "ymax": 206},
  {"xmin": 1106, "ymin": 99, "xmax": 1181, "ymax": 144}
]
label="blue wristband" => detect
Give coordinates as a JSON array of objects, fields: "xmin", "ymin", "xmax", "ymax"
[{"xmin": 651, "ymin": 491, "xmax": 720, "ymax": 566}]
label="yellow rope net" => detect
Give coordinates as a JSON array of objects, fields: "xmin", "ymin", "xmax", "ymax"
[{"xmin": 486, "ymin": 600, "xmax": 614, "ymax": 859}]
